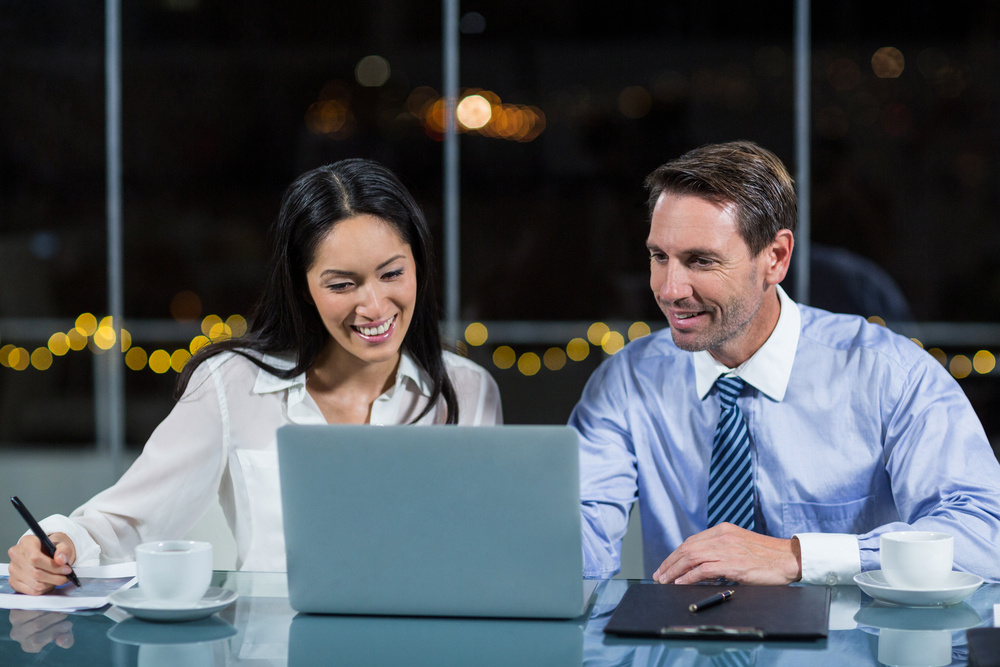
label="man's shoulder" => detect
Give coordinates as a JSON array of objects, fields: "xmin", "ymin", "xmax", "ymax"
[
  {"xmin": 797, "ymin": 304, "xmax": 925, "ymax": 368},
  {"xmin": 599, "ymin": 327, "xmax": 694, "ymax": 381}
]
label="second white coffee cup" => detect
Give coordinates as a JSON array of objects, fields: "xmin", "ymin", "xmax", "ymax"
[
  {"xmin": 880, "ymin": 531, "xmax": 953, "ymax": 590},
  {"xmin": 135, "ymin": 540, "xmax": 213, "ymax": 606}
]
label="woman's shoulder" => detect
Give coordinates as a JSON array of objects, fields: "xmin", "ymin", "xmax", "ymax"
[
  {"xmin": 182, "ymin": 348, "xmax": 297, "ymax": 397},
  {"xmin": 441, "ymin": 350, "xmax": 494, "ymax": 382}
]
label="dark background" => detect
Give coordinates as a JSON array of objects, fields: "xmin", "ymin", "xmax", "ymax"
[{"xmin": 1, "ymin": 1, "xmax": 998, "ymax": 450}]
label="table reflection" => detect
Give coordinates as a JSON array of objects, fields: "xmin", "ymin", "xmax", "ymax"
[
  {"xmin": 107, "ymin": 617, "xmax": 236, "ymax": 667},
  {"xmin": 0, "ymin": 573, "xmax": 996, "ymax": 666},
  {"xmin": 288, "ymin": 614, "xmax": 584, "ymax": 666}
]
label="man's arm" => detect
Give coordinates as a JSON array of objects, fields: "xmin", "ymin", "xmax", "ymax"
[
  {"xmin": 855, "ymin": 353, "xmax": 1000, "ymax": 582},
  {"xmin": 569, "ymin": 357, "xmax": 639, "ymax": 579}
]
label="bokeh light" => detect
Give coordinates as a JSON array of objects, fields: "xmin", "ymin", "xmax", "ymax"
[
  {"xmin": 543, "ymin": 347, "xmax": 567, "ymax": 371},
  {"xmin": 465, "ymin": 322, "xmax": 489, "ymax": 347},
  {"xmin": 201, "ymin": 315, "xmax": 223, "ymax": 337},
  {"xmin": 601, "ymin": 331, "xmax": 626, "ymax": 355},
  {"xmin": 872, "ymin": 47, "xmax": 905, "ymax": 78},
  {"xmin": 628, "ymin": 322, "xmax": 651, "ymax": 341},
  {"xmin": 76, "ymin": 313, "xmax": 98, "ymax": 336},
  {"xmin": 517, "ymin": 352, "xmax": 541, "ymax": 376},
  {"xmin": 190, "ymin": 335, "xmax": 211, "ymax": 355},
  {"xmin": 973, "ymin": 350, "xmax": 996, "ymax": 374},
  {"xmin": 68, "ymin": 328, "xmax": 88, "ymax": 351},
  {"xmin": 493, "ymin": 345, "xmax": 516, "ymax": 370},
  {"xmin": 927, "ymin": 348, "xmax": 947, "ymax": 366},
  {"xmin": 457, "ymin": 94, "xmax": 492, "ymax": 129},
  {"xmin": 10, "ymin": 347, "xmax": 30, "ymax": 371},
  {"xmin": 148, "ymin": 350, "xmax": 172, "ymax": 374},
  {"xmin": 170, "ymin": 290, "xmax": 202, "ymax": 322},
  {"xmin": 587, "ymin": 323, "xmax": 610, "ymax": 346},
  {"xmin": 31, "ymin": 347, "xmax": 53, "ymax": 371},
  {"xmin": 355, "ymin": 55, "xmax": 391, "ymax": 87},
  {"xmin": 949, "ymin": 354, "xmax": 972, "ymax": 379},
  {"xmin": 567, "ymin": 337, "xmax": 590, "ymax": 362},
  {"xmin": 226, "ymin": 314, "xmax": 248, "ymax": 338},
  {"xmin": 93, "ymin": 325, "xmax": 117, "ymax": 351},
  {"xmin": 867, "ymin": 316, "xmax": 886, "ymax": 327},
  {"xmin": 126, "ymin": 347, "xmax": 148, "ymax": 371},
  {"xmin": 48, "ymin": 332, "xmax": 70, "ymax": 356},
  {"xmin": 171, "ymin": 349, "xmax": 192, "ymax": 373}
]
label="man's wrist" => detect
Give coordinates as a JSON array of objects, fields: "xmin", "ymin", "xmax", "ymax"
[
  {"xmin": 795, "ymin": 533, "xmax": 861, "ymax": 585},
  {"xmin": 789, "ymin": 536, "xmax": 803, "ymax": 582}
]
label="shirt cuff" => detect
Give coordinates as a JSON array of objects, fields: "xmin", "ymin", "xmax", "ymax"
[
  {"xmin": 37, "ymin": 514, "xmax": 102, "ymax": 567},
  {"xmin": 794, "ymin": 532, "xmax": 861, "ymax": 586}
]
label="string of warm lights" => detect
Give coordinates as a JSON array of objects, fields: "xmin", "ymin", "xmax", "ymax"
[
  {"xmin": 2, "ymin": 313, "xmax": 996, "ymax": 381},
  {"xmin": 0, "ymin": 313, "xmax": 247, "ymax": 375}
]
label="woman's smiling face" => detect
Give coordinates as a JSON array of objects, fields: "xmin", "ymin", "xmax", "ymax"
[{"xmin": 305, "ymin": 214, "xmax": 417, "ymax": 370}]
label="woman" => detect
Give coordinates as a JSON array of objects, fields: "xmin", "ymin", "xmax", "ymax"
[{"xmin": 7, "ymin": 159, "xmax": 502, "ymax": 593}]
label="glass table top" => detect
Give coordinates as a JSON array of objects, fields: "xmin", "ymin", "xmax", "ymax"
[{"xmin": 1, "ymin": 572, "xmax": 997, "ymax": 666}]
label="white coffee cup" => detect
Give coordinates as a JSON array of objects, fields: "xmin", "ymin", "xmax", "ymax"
[
  {"xmin": 135, "ymin": 540, "xmax": 213, "ymax": 606},
  {"xmin": 880, "ymin": 531, "xmax": 954, "ymax": 590}
]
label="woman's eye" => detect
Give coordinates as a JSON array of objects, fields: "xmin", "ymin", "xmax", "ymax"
[
  {"xmin": 328, "ymin": 282, "xmax": 352, "ymax": 291},
  {"xmin": 382, "ymin": 269, "xmax": 404, "ymax": 280}
]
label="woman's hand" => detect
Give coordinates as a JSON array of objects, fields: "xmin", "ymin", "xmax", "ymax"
[{"xmin": 6, "ymin": 533, "xmax": 77, "ymax": 595}]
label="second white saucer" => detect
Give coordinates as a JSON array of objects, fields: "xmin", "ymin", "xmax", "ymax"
[
  {"xmin": 854, "ymin": 570, "xmax": 983, "ymax": 607},
  {"xmin": 109, "ymin": 586, "xmax": 238, "ymax": 622}
]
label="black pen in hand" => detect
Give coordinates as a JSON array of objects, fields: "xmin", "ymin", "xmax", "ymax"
[{"xmin": 10, "ymin": 496, "xmax": 82, "ymax": 588}]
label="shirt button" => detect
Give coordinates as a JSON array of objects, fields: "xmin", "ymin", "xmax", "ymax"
[{"xmin": 825, "ymin": 574, "xmax": 839, "ymax": 586}]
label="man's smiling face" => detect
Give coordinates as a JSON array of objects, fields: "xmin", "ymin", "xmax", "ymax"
[{"xmin": 646, "ymin": 192, "xmax": 781, "ymax": 368}]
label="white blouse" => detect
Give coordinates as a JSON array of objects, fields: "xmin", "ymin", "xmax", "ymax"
[{"xmin": 39, "ymin": 350, "xmax": 503, "ymax": 572}]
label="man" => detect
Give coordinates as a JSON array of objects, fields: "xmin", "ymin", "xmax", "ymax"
[{"xmin": 570, "ymin": 140, "xmax": 1000, "ymax": 585}]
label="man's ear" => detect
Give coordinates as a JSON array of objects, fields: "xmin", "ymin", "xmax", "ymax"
[{"xmin": 762, "ymin": 229, "xmax": 794, "ymax": 286}]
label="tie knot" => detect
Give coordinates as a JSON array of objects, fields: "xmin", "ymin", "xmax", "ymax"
[{"xmin": 715, "ymin": 376, "xmax": 744, "ymax": 409}]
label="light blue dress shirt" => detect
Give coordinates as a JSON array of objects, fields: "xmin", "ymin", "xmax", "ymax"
[{"xmin": 571, "ymin": 287, "xmax": 1000, "ymax": 583}]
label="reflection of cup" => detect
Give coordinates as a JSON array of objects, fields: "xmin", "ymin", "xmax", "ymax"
[
  {"xmin": 135, "ymin": 540, "xmax": 212, "ymax": 605},
  {"xmin": 880, "ymin": 532, "xmax": 953, "ymax": 590},
  {"xmin": 107, "ymin": 617, "xmax": 235, "ymax": 667},
  {"xmin": 877, "ymin": 628, "xmax": 952, "ymax": 667}
]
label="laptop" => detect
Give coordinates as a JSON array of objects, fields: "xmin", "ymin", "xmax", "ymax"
[{"xmin": 277, "ymin": 424, "xmax": 596, "ymax": 619}]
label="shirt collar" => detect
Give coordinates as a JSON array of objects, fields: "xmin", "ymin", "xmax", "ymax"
[
  {"xmin": 693, "ymin": 284, "xmax": 800, "ymax": 401},
  {"xmin": 251, "ymin": 349, "xmax": 433, "ymax": 398}
]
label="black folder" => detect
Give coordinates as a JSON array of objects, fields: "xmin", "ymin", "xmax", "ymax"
[
  {"xmin": 603, "ymin": 584, "xmax": 831, "ymax": 640},
  {"xmin": 968, "ymin": 628, "xmax": 1000, "ymax": 667}
]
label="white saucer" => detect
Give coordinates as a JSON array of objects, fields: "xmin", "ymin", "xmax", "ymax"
[
  {"xmin": 109, "ymin": 587, "xmax": 238, "ymax": 622},
  {"xmin": 854, "ymin": 570, "xmax": 983, "ymax": 607}
]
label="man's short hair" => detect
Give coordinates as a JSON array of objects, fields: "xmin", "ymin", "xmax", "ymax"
[{"xmin": 644, "ymin": 141, "xmax": 797, "ymax": 256}]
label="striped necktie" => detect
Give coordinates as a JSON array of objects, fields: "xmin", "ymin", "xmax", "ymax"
[{"xmin": 707, "ymin": 376, "xmax": 755, "ymax": 530}]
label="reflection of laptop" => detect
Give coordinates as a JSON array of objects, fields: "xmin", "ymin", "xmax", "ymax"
[
  {"xmin": 288, "ymin": 614, "xmax": 584, "ymax": 666},
  {"xmin": 277, "ymin": 424, "xmax": 595, "ymax": 619}
]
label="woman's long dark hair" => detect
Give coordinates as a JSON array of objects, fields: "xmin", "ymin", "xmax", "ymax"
[{"xmin": 174, "ymin": 158, "xmax": 459, "ymax": 423}]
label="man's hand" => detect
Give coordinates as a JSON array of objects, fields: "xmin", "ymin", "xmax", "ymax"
[
  {"xmin": 652, "ymin": 523, "xmax": 802, "ymax": 585},
  {"xmin": 8, "ymin": 610, "xmax": 75, "ymax": 653},
  {"xmin": 6, "ymin": 533, "xmax": 77, "ymax": 596}
]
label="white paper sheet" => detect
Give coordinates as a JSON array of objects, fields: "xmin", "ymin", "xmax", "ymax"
[{"xmin": 0, "ymin": 562, "xmax": 137, "ymax": 612}]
